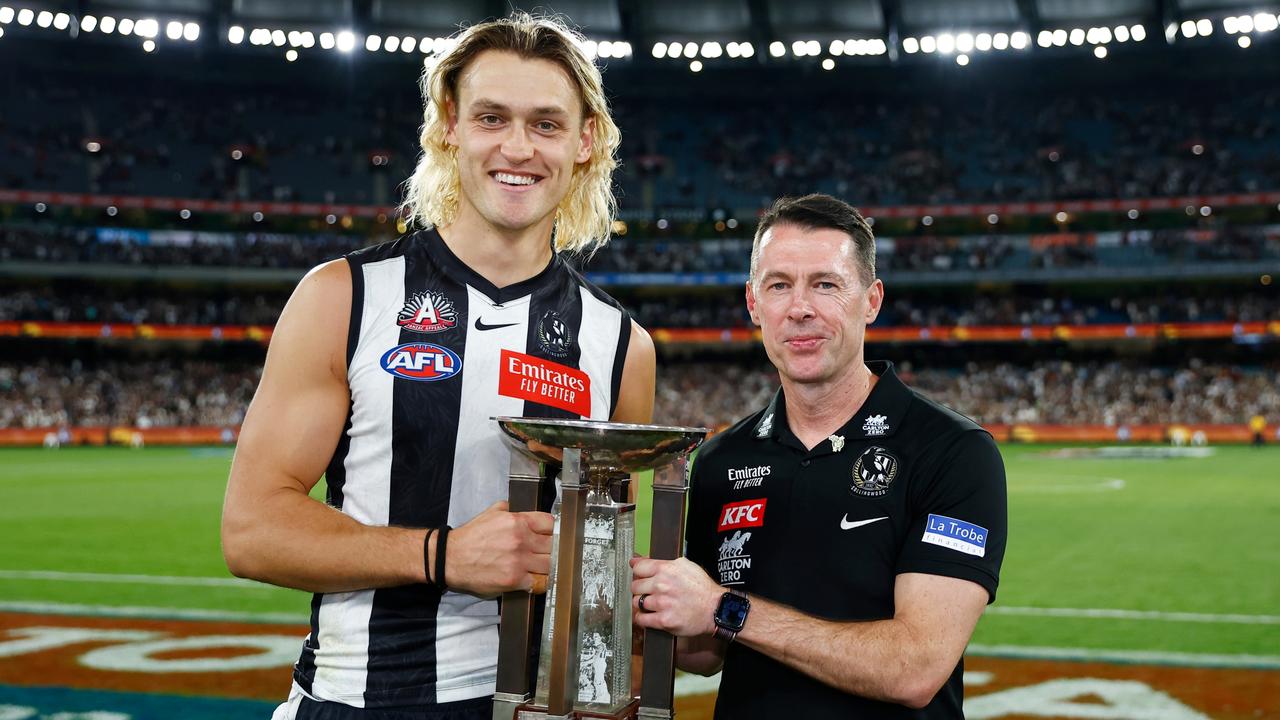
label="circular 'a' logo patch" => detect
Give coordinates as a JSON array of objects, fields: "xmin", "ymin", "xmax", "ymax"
[{"xmin": 851, "ymin": 446, "xmax": 898, "ymax": 497}]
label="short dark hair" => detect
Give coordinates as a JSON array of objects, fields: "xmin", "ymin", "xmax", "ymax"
[{"xmin": 750, "ymin": 194, "xmax": 876, "ymax": 286}]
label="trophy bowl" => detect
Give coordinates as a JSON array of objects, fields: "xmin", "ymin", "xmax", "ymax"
[{"xmin": 495, "ymin": 417, "xmax": 708, "ymax": 473}]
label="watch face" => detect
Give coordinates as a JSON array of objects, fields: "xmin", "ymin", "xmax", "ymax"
[{"xmin": 715, "ymin": 592, "xmax": 750, "ymax": 631}]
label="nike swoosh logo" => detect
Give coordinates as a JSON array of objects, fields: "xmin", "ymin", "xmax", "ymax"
[
  {"xmin": 840, "ymin": 515, "xmax": 888, "ymax": 530},
  {"xmin": 474, "ymin": 318, "xmax": 519, "ymax": 331}
]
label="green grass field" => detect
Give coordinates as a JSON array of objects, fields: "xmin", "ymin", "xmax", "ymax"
[{"xmin": 1, "ymin": 444, "xmax": 1277, "ymax": 657}]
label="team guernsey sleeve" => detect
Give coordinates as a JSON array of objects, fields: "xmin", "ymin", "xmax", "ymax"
[{"xmin": 896, "ymin": 429, "xmax": 1008, "ymax": 602}]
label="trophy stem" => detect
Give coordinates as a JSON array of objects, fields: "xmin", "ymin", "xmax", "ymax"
[
  {"xmin": 493, "ymin": 456, "xmax": 544, "ymax": 720},
  {"xmin": 547, "ymin": 449, "xmax": 590, "ymax": 719},
  {"xmin": 639, "ymin": 457, "xmax": 690, "ymax": 719}
]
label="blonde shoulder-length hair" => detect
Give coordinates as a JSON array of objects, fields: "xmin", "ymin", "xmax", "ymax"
[{"xmin": 400, "ymin": 13, "xmax": 621, "ymax": 255}]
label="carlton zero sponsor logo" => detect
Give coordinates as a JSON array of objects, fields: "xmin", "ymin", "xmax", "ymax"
[
  {"xmin": 716, "ymin": 530, "xmax": 753, "ymax": 585},
  {"xmin": 397, "ymin": 290, "xmax": 458, "ymax": 333},
  {"xmin": 921, "ymin": 513, "xmax": 989, "ymax": 557},
  {"xmin": 380, "ymin": 342, "xmax": 461, "ymax": 381},
  {"xmin": 718, "ymin": 498, "xmax": 766, "ymax": 531},
  {"xmin": 498, "ymin": 349, "xmax": 591, "ymax": 416},
  {"xmin": 728, "ymin": 464, "xmax": 770, "ymax": 490}
]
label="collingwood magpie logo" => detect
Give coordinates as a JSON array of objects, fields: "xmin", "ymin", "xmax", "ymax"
[
  {"xmin": 851, "ymin": 446, "xmax": 898, "ymax": 497},
  {"xmin": 537, "ymin": 311, "xmax": 573, "ymax": 357}
]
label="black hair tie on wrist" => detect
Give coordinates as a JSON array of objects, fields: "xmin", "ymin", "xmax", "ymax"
[
  {"xmin": 423, "ymin": 527, "xmax": 437, "ymax": 585},
  {"xmin": 434, "ymin": 525, "xmax": 451, "ymax": 592}
]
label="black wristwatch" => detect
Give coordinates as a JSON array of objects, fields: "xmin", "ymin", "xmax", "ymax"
[{"xmin": 712, "ymin": 589, "xmax": 750, "ymax": 642}]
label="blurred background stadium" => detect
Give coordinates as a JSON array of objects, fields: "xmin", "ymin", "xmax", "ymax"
[{"xmin": 1, "ymin": 0, "xmax": 1278, "ymax": 717}]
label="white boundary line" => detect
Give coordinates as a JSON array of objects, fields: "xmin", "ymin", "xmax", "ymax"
[
  {"xmin": 987, "ymin": 605, "xmax": 1280, "ymax": 625},
  {"xmin": 967, "ymin": 643, "xmax": 1280, "ymax": 670},
  {"xmin": 0, "ymin": 570, "xmax": 263, "ymax": 588},
  {"xmin": 0, "ymin": 600, "xmax": 304, "ymax": 625}
]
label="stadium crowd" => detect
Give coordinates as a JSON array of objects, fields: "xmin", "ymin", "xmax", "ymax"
[
  {"xmin": 5, "ymin": 287, "xmax": 1275, "ymax": 329},
  {"xmin": 4, "ymin": 358, "xmax": 1275, "ymax": 432},
  {"xmin": 5, "ymin": 65, "xmax": 1279, "ymax": 210}
]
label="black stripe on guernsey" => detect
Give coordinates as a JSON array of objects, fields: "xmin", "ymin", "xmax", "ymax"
[
  {"xmin": 364, "ymin": 239, "xmax": 458, "ymax": 705},
  {"xmin": 293, "ymin": 593, "xmax": 323, "ymax": 696},
  {"xmin": 345, "ymin": 256, "xmax": 364, "ymax": 367},
  {"xmin": 520, "ymin": 278, "xmax": 585, "ymax": 419},
  {"xmin": 610, "ymin": 311, "xmax": 631, "ymax": 419}
]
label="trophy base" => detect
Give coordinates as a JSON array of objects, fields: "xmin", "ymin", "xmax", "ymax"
[{"xmin": 514, "ymin": 697, "xmax": 640, "ymax": 720}]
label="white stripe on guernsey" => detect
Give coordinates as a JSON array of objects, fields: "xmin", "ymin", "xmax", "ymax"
[
  {"xmin": 310, "ymin": 255, "xmax": 405, "ymax": 708},
  {"xmin": 432, "ymin": 285, "xmax": 528, "ymax": 703},
  {"xmin": 576, "ymin": 286, "xmax": 623, "ymax": 420}
]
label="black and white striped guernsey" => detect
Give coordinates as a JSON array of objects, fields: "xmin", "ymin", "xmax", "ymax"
[{"xmin": 291, "ymin": 228, "xmax": 632, "ymax": 709}]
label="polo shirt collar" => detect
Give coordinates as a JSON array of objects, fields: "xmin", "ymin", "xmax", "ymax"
[{"xmin": 752, "ymin": 360, "xmax": 913, "ymax": 451}]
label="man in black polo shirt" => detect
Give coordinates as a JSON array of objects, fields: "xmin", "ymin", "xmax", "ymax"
[{"xmin": 631, "ymin": 194, "xmax": 1006, "ymax": 718}]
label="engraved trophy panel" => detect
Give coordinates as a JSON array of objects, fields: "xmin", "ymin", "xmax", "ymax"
[{"xmin": 494, "ymin": 418, "xmax": 707, "ymax": 720}]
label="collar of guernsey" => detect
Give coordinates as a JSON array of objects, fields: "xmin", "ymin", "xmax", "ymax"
[{"xmin": 752, "ymin": 360, "xmax": 913, "ymax": 450}]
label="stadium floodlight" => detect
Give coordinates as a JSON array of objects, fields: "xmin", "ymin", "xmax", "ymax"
[
  {"xmin": 1257, "ymin": 13, "xmax": 1279, "ymax": 32},
  {"xmin": 184, "ymin": 22, "xmax": 198, "ymax": 41},
  {"xmin": 17, "ymin": 8, "xmax": 32, "ymax": 25},
  {"xmin": 975, "ymin": 32, "xmax": 991, "ymax": 51},
  {"xmin": 1239, "ymin": 14, "xmax": 1255, "ymax": 33},
  {"xmin": 700, "ymin": 41, "xmax": 721, "ymax": 58},
  {"xmin": 253, "ymin": 211, "xmax": 264, "ymax": 222},
  {"xmin": 250, "ymin": 28, "xmax": 269, "ymax": 45},
  {"xmin": 871, "ymin": 39, "xmax": 886, "ymax": 54},
  {"xmin": 688, "ymin": 60, "xmax": 702, "ymax": 72},
  {"xmin": 937, "ymin": 33, "xmax": 956, "ymax": 53},
  {"xmin": 921, "ymin": 215, "xmax": 933, "ymax": 226},
  {"xmin": 166, "ymin": 20, "xmax": 182, "ymax": 39},
  {"xmin": 1127, "ymin": 209, "xmax": 1139, "ymax": 219},
  {"xmin": 336, "ymin": 30, "xmax": 355, "ymax": 52},
  {"xmin": 769, "ymin": 40, "xmax": 784, "ymax": 57},
  {"xmin": 1012, "ymin": 31, "xmax": 1029, "ymax": 49},
  {"xmin": 1115, "ymin": 25, "xmax": 1130, "ymax": 42},
  {"xmin": 829, "ymin": 39, "xmax": 844, "ymax": 56},
  {"xmin": 791, "ymin": 39, "xmax": 806, "ymax": 56},
  {"xmin": 385, "ymin": 36, "xmax": 400, "ymax": 52},
  {"xmin": 987, "ymin": 213, "xmax": 998, "ymax": 224},
  {"xmin": 100, "ymin": 15, "xmax": 115, "ymax": 33},
  {"xmin": 806, "ymin": 40, "xmax": 820, "ymax": 55},
  {"xmin": 286, "ymin": 48, "xmax": 298, "ymax": 61},
  {"xmin": 366, "ymin": 34, "xmax": 380, "ymax": 51},
  {"xmin": 1037, "ymin": 30, "xmax": 1052, "ymax": 47},
  {"xmin": 822, "ymin": 57, "xmax": 834, "ymax": 69},
  {"xmin": 1224, "ymin": 16, "xmax": 1239, "ymax": 34},
  {"xmin": 288, "ymin": 30, "xmax": 301, "ymax": 46},
  {"xmin": 0, "ymin": 27, "xmax": 5, "ymax": 38},
  {"xmin": 1094, "ymin": 46, "xmax": 1107, "ymax": 58},
  {"xmin": 272, "ymin": 29, "xmax": 285, "ymax": 46},
  {"xmin": 739, "ymin": 41, "xmax": 754, "ymax": 57},
  {"xmin": 1200, "ymin": 206, "xmax": 1211, "ymax": 216},
  {"xmin": 1052, "ymin": 29, "xmax": 1067, "ymax": 46},
  {"xmin": 1131, "ymin": 24, "xmax": 1146, "ymax": 41},
  {"xmin": 135, "ymin": 19, "xmax": 158, "ymax": 38},
  {"xmin": 726, "ymin": 41, "xmax": 740, "ymax": 58},
  {"xmin": 107, "ymin": 206, "xmax": 118, "ymax": 216},
  {"xmin": 0, "ymin": 7, "xmax": 11, "ymax": 24},
  {"xmin": 81, "ymin": 15, "xmax": 96, "ymax": 32},
  {"xmin": 1069, "ymin": 28, "xmax": 1085, "ymax": 45},
  {"xmin": 180, "ymin": 209, "xmax": 191, "ymax": 219},
  {"xmin": 993, "ymin": 32, "xmax": 1009, "ymax": 49},
  {"xmin": 319, "ymin": 32, "xmax": 334, "ymax": 49},
  {"xmin": 302, "ymin": 31, "xmax": 315, "ymax": 48},
  {"xmin": 1197, "ymin": 18, "xmax": 1212, "ymax": 37},
  {"xmin": 53, "ymin": 12, "xmax": 69, "ymax": 30},
  {"xmin": 956, "ymin": 33, "xmax": 974, "ymax": 53},
  {"xmin": 142, "ymin": 39, "xmax": 155, "ymax": 52},
  {"xmin": 616, "ymin": 41, "xmax": 632, "ymax": 57},
  {"xmin": 903, "ymin": 36, "xmax": 919, "ymax": 53},
  {"xmin": 956, "ymin": 53, "xmax": 969, "ymax": 65},
  {"xmin": 401, "ymin": 36, "xmax": 415, "ymax": 52},
  {"xmin": 682, "ymin": 41, "xmax": 696, "ymax": 58},
  {"xmin": 920, "ymin": 35, "xmax": 937, "ymax": 53},
  {"xmin": 1238, "ymin": 35, "xmax": 1252, "ymax": 48},
  {"xmin": 36, "ymin": 10, "xmax": 51, "ymax": 27},
  {"xmin": 666, "ymin": 42, "xmax": 681, "ymax": 58},
  {"xmin": 1179, "ymin": 20, "xmax": 1196, "ymax": 38},
  {"xmin": 85, "ymin": 140, "xmax": 101, "ymax": 152},
  {"xmin": 580, "ymin": 39, "xmax": 597, "ymax": 59},
  {"xmin": 651, "ymin": 41, "xmax": 666, "ymax": 58},
  {"xmin": 228, "ymin": 25, "xmax": 244, "ymax": 44},
  {"xmin": 118, "ymin": 18, "xmax": 134, "ymax": 35}
]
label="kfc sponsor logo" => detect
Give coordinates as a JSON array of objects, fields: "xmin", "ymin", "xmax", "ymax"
[
  {"xmin": 398, "ymin": 291, "xmax": 457, "ymax": 333},
  {"xmin": 380, "ymin": 342, "xmax": 461, "ymax": 382},
  {"xmin": 718, "ymin": 498, "xmax": 766, "ymax": 531},
  {"xmin": 498, "ymin": 349, "xmax": 591, "ymax": 416}
]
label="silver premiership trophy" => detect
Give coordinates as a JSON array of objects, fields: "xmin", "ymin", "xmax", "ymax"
[{"xmin": 491, "ymin": 417, "xmax": 708, "ymax": 720}]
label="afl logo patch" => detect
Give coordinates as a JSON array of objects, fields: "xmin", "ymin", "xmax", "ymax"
[
  {"xmin": 380, "ymin": 342, "xmax": 461, "ymax": 382},
  {"xmin": 851, "ymin": 446, "xmax": 898, "ymax": 497},
  {"xmin": 397, "ymin": 290, "xmax": 457, "ymax": 333},
  {"xmin": 536, "ymin": 311, "xmax": 573, "ymax": 357}
]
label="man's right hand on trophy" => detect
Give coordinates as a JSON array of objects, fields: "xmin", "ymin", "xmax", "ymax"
[{"xmin": 446, "ymin": 501, "xmax": 554, "ymax": 597}]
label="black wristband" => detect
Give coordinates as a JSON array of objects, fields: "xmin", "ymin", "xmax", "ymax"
[
  {"xmin": 434, "ymin": 525, "xmax": 451, "ymax": 592},
  {"xmin": 422, "ymin": 528, "xmax": 437, "ymax": 584}
]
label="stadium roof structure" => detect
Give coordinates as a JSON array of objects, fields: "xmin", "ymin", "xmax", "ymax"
[{"xmin": 2, "ymin": 0, "xmax": 1277, "ymax": 64}]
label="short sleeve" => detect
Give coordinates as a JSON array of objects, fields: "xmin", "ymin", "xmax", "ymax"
[
  {"xmin": 683, "ymin": 452, "xmax": 717, "ymax": 577},
  {"xmin": 896, "ymin": 430, "xmax": 1007, "ymax": 602}
]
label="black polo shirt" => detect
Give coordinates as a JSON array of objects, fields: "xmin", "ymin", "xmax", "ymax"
[{"xmin": 686, "ymin": 361, "xmax": 1007, "ymax": 719}]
